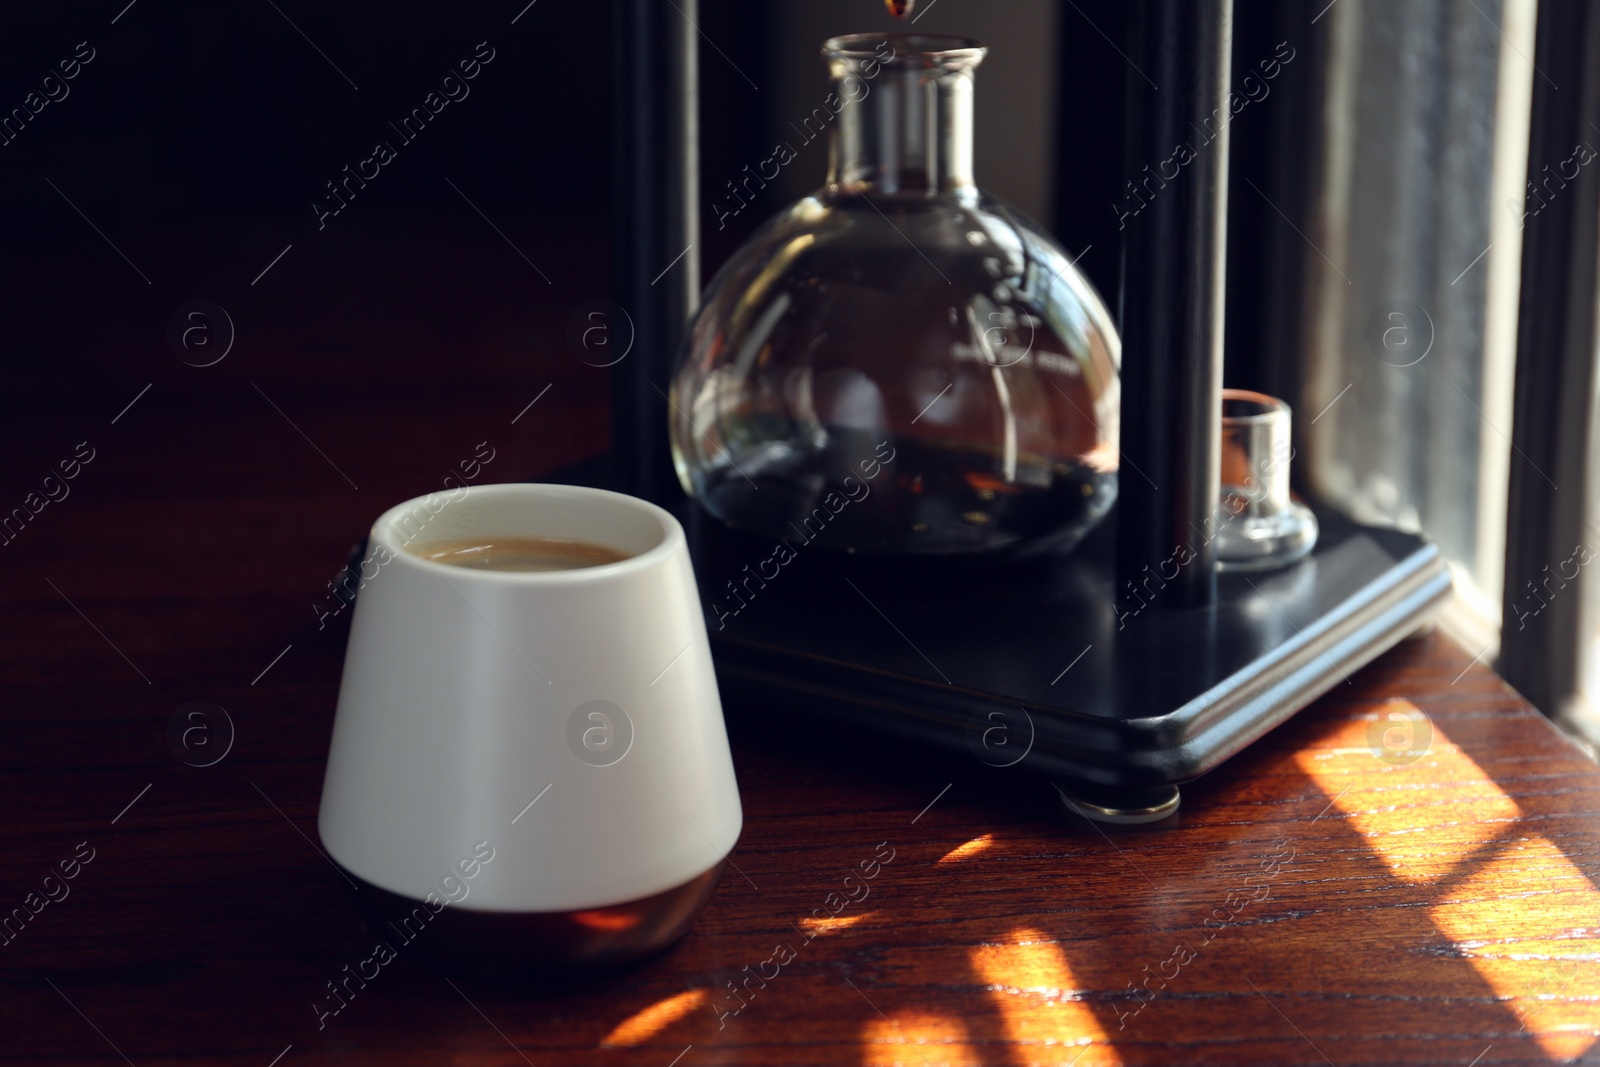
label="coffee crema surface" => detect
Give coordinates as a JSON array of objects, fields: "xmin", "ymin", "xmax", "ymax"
[{"xmin": 413, "ymin": 536, "xmax": 631, "ymax": 572}]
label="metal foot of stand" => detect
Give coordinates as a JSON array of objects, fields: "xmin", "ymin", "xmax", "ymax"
[{"xmin": 1056, "ymin": 783, "xmax": 1181, "ymax": 825}]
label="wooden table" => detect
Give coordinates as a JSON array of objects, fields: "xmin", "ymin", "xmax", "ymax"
[{"xmin": 3, "ymin": 280, "xmax": 1598, "ymax": 1066}]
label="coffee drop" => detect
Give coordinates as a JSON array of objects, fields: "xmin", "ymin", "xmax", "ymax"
[{"xmin": 885, "ymin": 0, "xmax": 914, "ymax": 19}]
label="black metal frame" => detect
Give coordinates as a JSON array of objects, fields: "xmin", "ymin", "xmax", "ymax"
[
  {"xmin": 611, "ymin": 0, "xmax": 699, "ymax": 505},
  {"xmin": 1498, "ymin": 0, "xmax": 1600, "ymax": 718},
  {"xmin": 1116, "ymin": 0, "xmax": 1232, "ymax": 610},
  {"xmin": 1224, "ymin": 0, "xmax": 1324, "ymax": 449}
]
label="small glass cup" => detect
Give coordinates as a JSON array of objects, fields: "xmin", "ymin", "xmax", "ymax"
[{"xmin": 1214, "ymin": 390, "xmax": 1318, "ymax": 571}]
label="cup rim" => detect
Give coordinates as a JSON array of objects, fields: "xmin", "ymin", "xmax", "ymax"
[
  {"xmin": 369, "ymin": 483, "xmax": 683, "ymax": 585},
  {"xmin": 1220, "ymin": 388, "xmax": 1290, "ymax": 425}
]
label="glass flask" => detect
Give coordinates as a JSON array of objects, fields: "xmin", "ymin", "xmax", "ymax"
[{"xmin": 669, "ymin": 33, "xmax": 1121, "ymax": 555}]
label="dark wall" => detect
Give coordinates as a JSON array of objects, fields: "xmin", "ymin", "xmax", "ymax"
[
  {"xmin": 0, "ymin": 0, "xmax": 1306, "ymax": 470},
  {"xmin": 0, "ymin": 3, "xmax": 609, "ymax": 226},
  {"xmin": 0, "ymin": 1, "xmax": 611, "ymax": 389}
]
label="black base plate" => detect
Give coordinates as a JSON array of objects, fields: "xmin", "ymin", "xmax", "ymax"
[
  {"xmin": 685, "ymin": 501, "xmax": 1449, "ymax": 794},
  {"xmin": 537, "ymin": 458, "xmax": 1450, "ymax": 797}
]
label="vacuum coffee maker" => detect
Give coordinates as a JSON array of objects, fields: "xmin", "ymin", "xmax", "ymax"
[{"xmin": 605, "ymin": 0, "xmax": 1450, "ymax": 822}]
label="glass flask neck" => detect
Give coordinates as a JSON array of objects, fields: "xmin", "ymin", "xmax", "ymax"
[{"xmin": 823, "ymin": 34, "xmax": 985, "ymax": 197}]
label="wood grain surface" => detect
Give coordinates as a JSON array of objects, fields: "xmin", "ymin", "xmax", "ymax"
[{"xmin": 1, "ymin": 280, "xmax": 1598, "ymax": 1066}]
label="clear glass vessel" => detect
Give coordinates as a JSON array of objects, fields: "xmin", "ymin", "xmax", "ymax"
[
  {"xmin": 1215, "ymin": 389, "xmax": 1318, "ymax": 571},
  {"xmin": 669, "ymin": 33, "xmax": 1121, "ymax": 555}
]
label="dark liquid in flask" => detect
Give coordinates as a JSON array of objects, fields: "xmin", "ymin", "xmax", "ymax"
[{"xmin": 695, "ymin": 428, "xmax": 1115, "ymax": 556}]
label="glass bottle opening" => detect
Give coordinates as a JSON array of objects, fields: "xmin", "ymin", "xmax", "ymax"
[
  {"xmin": 1221, "ymin": 389, "xmax": 1291, "ymax": 424},
  {"xmin": 821, "ymin": 33, "xmax": 986, "ymax": 195},
  {"xmin": 822, "ymin": 33, "xmax": 986, "ymax": 70}
]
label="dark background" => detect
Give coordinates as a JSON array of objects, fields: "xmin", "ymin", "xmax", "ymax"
[
  {"xmin": 0, "ymin": 1, "xmax": 613, "ymax": 519},
  {"xmin": 0, "ymin": 0, "xmax": 1299, "ymax": 524}
]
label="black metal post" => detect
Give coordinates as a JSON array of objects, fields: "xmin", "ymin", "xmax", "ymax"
[
  {"xmin": 1115, "ymin": 0, "xmax": 1232, "ymax": 609},
  {"xmin": 611, "ymin": 0, "xmax": 699, "ymax": 503},
  {"xmin": 1498, "ymin": 0, "xmax": 1600, "ymax": 718}
]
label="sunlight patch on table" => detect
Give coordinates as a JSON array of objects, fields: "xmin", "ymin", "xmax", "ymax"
[
  {"xmin": 861, "ymin": 1010, "xmax": 982, "ymax": 1067},
  {"xmin": 968, "ymin": 927, "xmax": 1118, "ymax": 1065},
  {"xmin": 938, "ymin": 834, "xmax": 994, "ymax": 864},
  {"xmin": 1429, "ymin": 833, "xmax": 1600, "ymax": 1060},
  {"xmin": 800, "ymin": 910, "xmax": 873, "ymax": 936},
  {"xmin": 1293, "ymin": 709, "xmax": 1522, "ymax": 883},
  {"xmin": 601, "ymin": 988, "xmax": 707, "ymax": 1047}
]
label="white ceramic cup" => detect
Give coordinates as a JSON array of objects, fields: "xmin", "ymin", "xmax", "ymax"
[{"xmin": 317, "ymin": 483, "xmax": 742, "ymax": 956}]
